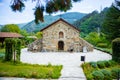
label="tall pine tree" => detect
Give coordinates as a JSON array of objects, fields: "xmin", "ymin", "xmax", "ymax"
[{"xmin": 102, "ymin": 1, "xmax": 120, "ymax": 41}]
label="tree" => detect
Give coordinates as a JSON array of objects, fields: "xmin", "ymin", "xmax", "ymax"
[
  {"xmin": 102, "ymin": 1, "xmax": 120, "ymax": 41},
  {"xmin": 10, "ymin": 0, "xmax": 81, "ymax": 23},
  {"xmin": 35, "ymin": 32, "xmax": 43, "ymax": 39},
  {"xmin": 1, "ymin": 24, "xmax": 20, "ymax": 33},
  {"xmin": 112, "ymin": 38, "xmax": 120, "ymax": 63},
  {"xmin": 5, "ymin": 38, "xmax": 21, "ymax": 62},
  {"xmin": 85, "ymin": 32, "xmax": 108, "ymax": 48}
]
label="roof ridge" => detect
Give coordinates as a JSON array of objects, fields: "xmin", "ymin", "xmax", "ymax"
[{"xmin": 40, "ymin": 18, "xmax": 79, "ymax": 31}]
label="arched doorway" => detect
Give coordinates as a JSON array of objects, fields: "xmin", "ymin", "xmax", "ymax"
[{"xmin": 58, "ymin": 41, "xmax": 64, "ymax": 50}]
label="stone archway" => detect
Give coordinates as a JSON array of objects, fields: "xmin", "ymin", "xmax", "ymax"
[{"xmin": 58, "ymin": 41, "xmax": 64, "ymax": 51}]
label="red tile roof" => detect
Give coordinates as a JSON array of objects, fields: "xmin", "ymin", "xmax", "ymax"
[{"xmin": 0, "ymin": 32, "xmax": 23, "ymax": 38}]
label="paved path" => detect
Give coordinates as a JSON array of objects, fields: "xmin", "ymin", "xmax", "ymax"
[{"xmin": 0, "ymin": 48, "xmax": 112, "ymax": 80}]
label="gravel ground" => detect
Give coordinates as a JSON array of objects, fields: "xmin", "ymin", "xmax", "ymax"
[
  {"xmin": 20, "ymin": 48, "xmax": 112, "ymax": 80},
  {"xmin": 0, "ymin": 48, "xmax": 112, "ymax": 80}
]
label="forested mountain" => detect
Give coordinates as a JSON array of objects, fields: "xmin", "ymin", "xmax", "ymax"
[
  {"xmin": 73, "ymin": 8, "xmax": 109, "ymax": 37},
  {"xmin": 17, "ymin": 23, "xmax": 27, "ymax": 28},
  {"xmin": 22, "ymin": 12, "xmax": 86, "ymax": 32},
  {"xmin": 0, "ymin": 25, "xmax": 3, "ymax": 30}
]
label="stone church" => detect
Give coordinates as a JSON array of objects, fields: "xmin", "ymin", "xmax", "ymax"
[{"xmin": 28, "ymin": 18, "xmax": 93, "ymax": 52}]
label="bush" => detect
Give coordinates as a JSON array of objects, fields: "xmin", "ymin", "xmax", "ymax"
[
  {"xmin": 92, "ymin": 71, "xmax": 104, "ymax": 80},
  {"xmin": 100, "ymin": 69, "xmax": 112, "ymax": 80},
  {"xmin": 86, "ymin": 74, "xmax": 93, "ymax": 80},
  {"xmin": 109, "ymin": 60, "xmax": 117, "ymax": 66},
  {"xmin": 97, "ymin": 43, "xmax": 108, "ymax": 48},
  {"xmin": 111, "ymin": 68, "xmax": 120, "ymax": 79},
  {"xmin": 104, "ymin": 60, "xmax": 112, "ymax": 67},
  {"xmin": 112, "ymin": 38, "xmax": 120, "ymax": 63},
  {"xmin": 89, "ymin": 62, "xmax": 98, "ymax": 68},
  {"xmin": 97, "ymin": 61, "xmax": 105, "ymax": 69},
  {"xmin": 5, "ymin": 38, "xmax": 21, "ymax": 61}
]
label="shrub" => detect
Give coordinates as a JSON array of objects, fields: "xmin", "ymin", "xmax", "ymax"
[
  {"xmin": 109, "ymin": 60, "xmax": 117, "ymax": 66},
  {"xmin": 111, "ymin": 68, "xmax": 120, "ymax": 79},
  {"xmin": 89, "ymin": 62, "xmax": 98, "ymax": 68},
  {"xmin": 47, "ymin": 63, "xmax": 52, "ymax": 67},
  {"xmin": 112, "ymin": 38, "xmax": 120, "ymax": 63},
  {"xmin": 100, "ymin": 69, "xmax": 112, "ymax": 80},
  {"xmin": 97, "ymin": 61, "xmax": 105, "ymax": 69},
  {"xmin": 92, "ymin": 70, "xmax": 104, "ymax": 80},
  {"xmin": 86, "ymin": 74, "xmax": 93, "ymax": 80},
  {"xmin": 5, "ymin": 38, "xmax": 21, "ymax": 62},
  {"xmin": 104, "ymin": 60, "xmax": 112, "ymax": 67},
  {"xmin": 97, "ymin": 43, "xmax": 108, "ymax": 48}
]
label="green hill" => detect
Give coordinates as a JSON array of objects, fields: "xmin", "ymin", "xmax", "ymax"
[
  {"xmin": 22, "ymin": 12, "xmax": 86, "ymax": 32},
  {"xmin": 73, "ymin": 8, "xmax": 109, "ymax": 37}
]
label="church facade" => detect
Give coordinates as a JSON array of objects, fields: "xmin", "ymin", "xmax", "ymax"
[{"xmin": 28, "ymin": 18, "xmax": 93, "ymax": 52}]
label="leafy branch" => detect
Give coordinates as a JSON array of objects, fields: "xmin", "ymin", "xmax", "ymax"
[{"xmin": 10, "ymin": 0, "xmax": 81, "ymax": 23}]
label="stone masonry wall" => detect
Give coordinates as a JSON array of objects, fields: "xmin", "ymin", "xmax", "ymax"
[
  {"xmin": 27, "ymin": 38, "xmax": 42, "ymax": 52},
  {"xmin": 42, "ymin": 20, "xmax": 93, "ymax": 52}
]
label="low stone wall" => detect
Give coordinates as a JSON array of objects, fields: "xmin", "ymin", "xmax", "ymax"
[
  {"xmin": 27, "ymin": 39, "xmax": 42, "ymax": 52},
  {"xmin": 79, "ymin": 37, "xmax": 93, "ymax": 52},
  {"xmin": 27, "ymin": 38, "xmax": 93, "ymax": 52}
]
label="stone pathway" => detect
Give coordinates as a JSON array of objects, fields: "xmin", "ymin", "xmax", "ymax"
[
  {"xmin": 0, "ymin": 48, "xmax": 112, "ymax": 80},
  {"xmin": 59, "ymin": 66, "xmax": 86, "ymax": 80}
]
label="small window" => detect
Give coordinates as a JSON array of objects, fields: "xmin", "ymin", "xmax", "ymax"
[{"xmin": 59, "ymin": 32, "xmax": 64, "ymax": 38}]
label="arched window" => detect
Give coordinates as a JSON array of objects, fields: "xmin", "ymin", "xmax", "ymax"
[{"xmin": 59, "ymin": 32, "xmax": 64, "ymax": 38}]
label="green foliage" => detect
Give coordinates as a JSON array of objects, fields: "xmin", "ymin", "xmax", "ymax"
[
  {"xmin": 10, "ymin": 0, "xmax": 25, "ymax": 12},
  {"xmin": 97, "ymin": 61, "xmax": 105, "ymax": 69},
  {"xmin": 0, "ymin": 61, "xmax": 62, "ymax": 79},
  {"xmin": 82, "ymin": 60, "xmax": 120, "ymax": 80},
  {"xmin": 20, "ymin": 30, "xmax": 36, "ymax": 46},
  {"xmin": 5, "ymin": 38, "xmax": 21, "ymax": 61},
  {"xmin": 109, "ymin": 60, "xmax": 117, "ymax": 66},
  {"xmin": 10, "ymin": 0, "xmax": 81, "ymax": 23},
  {"xmin": 34, "ymin": 6, "xmax": 44, "ymax": 24},
  {"xmin": 5, "ymin": 38, "xmax": 14, "ymax": 61},
  {"xmin": 100, "ymin": 69, "xmax": 112, "ymax": 80},
  {"xmin": 103, "ymin": 60, "xmax": 112, "ymax": 67},
  {"xmin": 1, "ymin": 24, "xmax": 20, "ymax": 33},
  {"xmin": 92, "ymin": 71, "xmax": 104, "ymax": 80},
  {"xmin": 85, "ymin": 32, "xmax": 108, "ymax": 47},
  {"xmin": 89, "ymin": 62, "xmax": 98, "ymax": 68},
  {"xmin": 85, "ymin": 32, "xmax": 100, "ymax": 46},
  {"xmin": 111, "ymin": 68, "xmax": 120, "ymax": 79},
  {"xmin": 35, "ymin": 32, "xmax": 43, "ymax": 39},
  {"xmin": 22, "ymin": 12, "xmax": 85, "ymax": 33},
  {"xmin": 102, "ymin": 5, "xmax": 120, "ymax": 41},
  {"xmin": 73, "ymin": 8, "xmax": 108, "ymax": 35},
  {"xmin": 96, "ymin": 43, "xmax": 108, "ymax": 48},
  {"xmin": 112, "ymin": 38, "xmax": 120, "ymax": 63},
  {"xmin": 20, "ymin": 30, "xmax": 29, "ymax": 37},
  {"xmin": 81, "ymin": 63, "xmax": 94, "ymax": 80}
]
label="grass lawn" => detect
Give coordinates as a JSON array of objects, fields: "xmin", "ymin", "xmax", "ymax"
[
  {"xmin": 0, "ymin": 60, "xmax": 62, "ymax": 79},
  {"xmin": 0, "ymin": 48, "xmax": 5, "ymax": 59},
  {"xmin": 0, "ymin": 48, "xmax": 5, "ymax": 54}
]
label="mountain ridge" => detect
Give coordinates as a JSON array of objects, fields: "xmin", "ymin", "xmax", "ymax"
[{"xmin": 21, "ymin": 12, "xmax": 87, "ymax": 32}]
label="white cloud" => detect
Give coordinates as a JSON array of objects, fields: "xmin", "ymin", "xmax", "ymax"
[{"xmin": 0, "ymin": 0, "xmax": 114, "ymax": 24}]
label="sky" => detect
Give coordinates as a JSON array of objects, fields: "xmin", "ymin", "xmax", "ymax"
[{"xmin": 0, "ymin": 0, "xmax": 114, "ymax": 25}]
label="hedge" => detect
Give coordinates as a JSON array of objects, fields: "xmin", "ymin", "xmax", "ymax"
[
  {"xmin": 100, "ymin": 69, "xmax": 112, "ymax": 80},
  {"xmin": 112, "ymin": 38, "xmax": 120, "ymax": 63},
  {"xmin": 5, "ymin": 38, "xmax": 21, "ymax": 62},
  {"xmin": 92, "ymin": 71, "xmax": 104, "ymax": 80}
]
